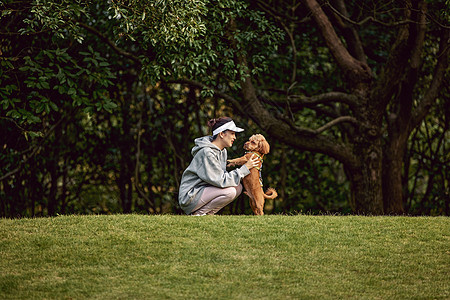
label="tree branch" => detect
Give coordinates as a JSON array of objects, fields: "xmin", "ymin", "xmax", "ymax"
[
  {"xmin": 76, "ymin": 21, "xmax": 142, "ymax": 66},
  {"xmin": 371, "ymin": 1, "xmax": 415, "ymax": 110},
  {"xmin": 0, "ymin": 29, "xmax": 53, "ymax": 36},
  {"xmin": 301, "ymin": 0, "xmax": 372, "ymax": 87},
  {"xmin": 258, "ymin": 95, "xmax": 340, "ymax": 119},
  {"xmin": 280, "ymin": 115, "xmax": 358, "ymax": 135},
  {"xmin": 0, "ymin": 116, "xmax": 66, "ymax": 182},
  {"xmin": 411, "ymin": 28, "xmax": 450, "ymax": 130},
  {"xmin": 255, "ymin": 0, "xmax": 309, "ymax": 25},
  {"xmin": 327, "ymin": 0, "xmax": 367, "ymax": 63},
  {"xmin": 326, "ymin": 2, "xmax": 415, "ymax": 28},
  {"xmin": 314, "ymin": 116, "xmax": 359, "ymax": 134},
  {"xmin": 287, "ymin": 91, "xmax": 359, "ymax": 109},
  {"xmin": 387, "ymin": 1, "xmax": 428, "ymax": 136}
]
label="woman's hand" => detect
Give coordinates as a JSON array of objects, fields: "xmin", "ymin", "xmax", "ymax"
[
  {"xmin": 244, "ymin": 154, "xmax": 259, "ymax": 170},
  {"xmin": 226, "ymin": 160, "xmax": 236, "ymax": 167}
]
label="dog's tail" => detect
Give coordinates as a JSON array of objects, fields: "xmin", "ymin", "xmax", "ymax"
[{"xmin": 263, "ymin": 188, "xmax": 278, "ymax": 199}]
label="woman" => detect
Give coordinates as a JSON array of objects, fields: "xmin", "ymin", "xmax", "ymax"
[{"xmin": 178, "ymin": 117, "xmax": 259, "ymax": 215}]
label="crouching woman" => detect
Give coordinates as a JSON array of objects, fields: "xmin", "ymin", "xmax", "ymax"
[{"xmin": 178, "ymin": 117, "xmax": 258, "ymax": 215}]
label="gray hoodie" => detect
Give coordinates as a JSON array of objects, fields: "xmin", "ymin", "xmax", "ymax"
[{"xmin": 178, "ymin": 136, "xmax": 250, "ymax": 214}]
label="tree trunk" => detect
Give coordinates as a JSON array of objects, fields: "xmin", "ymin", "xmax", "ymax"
[
  {"xmin": 280, "ymin": 146, "xmax": 288, "ymax": 212},
  {"xmin": 48, "ymin": 123, "xmax": 62, "ymax": 216},
  {"xmin": 380, "ymin": 1, "xmax": 426, "ymax": 214},
  {"xmin": 383, "ymin": 133, "xmax": 408, "ymax": 214},
  {"xmin": 346, "ymin": 130, "xmax": 384, "ymax": 214},
  {"xmin": 118, "ymin": 128, "xmax": 134, "ymax": 213}
]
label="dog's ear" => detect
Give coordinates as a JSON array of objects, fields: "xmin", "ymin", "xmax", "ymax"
[{"xmin": 259, "ymin": 139, "xmax": 270, "ymax": 154}]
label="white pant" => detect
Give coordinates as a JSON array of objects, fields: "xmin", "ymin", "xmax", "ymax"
[{"xmin": 191, "ymin": 184, "xmax": 243, "ymax": 215}]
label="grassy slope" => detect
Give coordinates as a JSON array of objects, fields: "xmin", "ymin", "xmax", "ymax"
[{"xmin": 0, "ymin": 215, "xmax": 449, "ymax": 299}]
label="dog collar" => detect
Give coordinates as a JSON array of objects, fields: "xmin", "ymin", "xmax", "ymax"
[{"xmin": 246, "ymin": 151, "xmax": 263, "ymax": 165}]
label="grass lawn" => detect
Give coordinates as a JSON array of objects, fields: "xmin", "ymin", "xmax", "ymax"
[{"xmin": 0, "ymin": 214, "xmax": 449, "ymax": 299}]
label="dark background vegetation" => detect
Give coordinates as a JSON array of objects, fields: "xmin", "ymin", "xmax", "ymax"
[{"xmin": 1, "ymin": 0, "xmax": 448, "ymax": 217}]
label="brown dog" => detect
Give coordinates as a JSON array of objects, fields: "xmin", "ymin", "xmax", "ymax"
[{"xmin": 227, "ymin": 134, "xmax": 277, "ymax": 215}]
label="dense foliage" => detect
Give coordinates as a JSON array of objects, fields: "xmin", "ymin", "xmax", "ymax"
[{"xmin": 1, "ymin": 0, "xmax": 448, "ymax": 217}]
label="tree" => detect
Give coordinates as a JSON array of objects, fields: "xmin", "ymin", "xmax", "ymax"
[
  {"xmin": 174, "ymin": 0, "xmax": 449, "ymax": 214},
  {"xmin": 146, "ymin": 0, "xmax": 448, "ymax": 214}
]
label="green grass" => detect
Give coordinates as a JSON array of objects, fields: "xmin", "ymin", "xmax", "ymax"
[{"xmin": 1, "ymin": 215, "xmax": 449, "ymax": 299}]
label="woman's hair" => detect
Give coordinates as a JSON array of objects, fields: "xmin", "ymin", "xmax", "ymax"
[{"xmin": 207, "ymin": 117, "xmax": 232, "ymax": 138}]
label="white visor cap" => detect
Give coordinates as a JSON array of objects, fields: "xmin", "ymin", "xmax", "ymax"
[{"xmin": 212, "ymin": 120, "xmax": 244, "ymax": 136}]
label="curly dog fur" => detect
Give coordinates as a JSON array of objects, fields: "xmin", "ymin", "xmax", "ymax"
[{"xmin": 228, "ymin": 134, "xmax": 277, "ymax": 215}]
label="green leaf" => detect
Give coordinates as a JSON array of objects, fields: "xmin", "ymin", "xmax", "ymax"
[
  {"xmin": 6, "ymin": 109, "xmax": 21, "ymax": 119},
  {"xmin": 40, "ymin": 81, "xmax": 50, "ymax": 89},
  {"xmin": 49, "ymin": 101, "xmax": 59, "ymax": 111},
  {"xmin": 103, "ymin": 101, "xmax": 117, "ymax": 112}
]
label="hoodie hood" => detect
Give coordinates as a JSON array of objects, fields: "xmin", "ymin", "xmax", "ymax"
[{"xmin": 191, "ymin": 136, "xmax": 220, "ymax": 156}]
